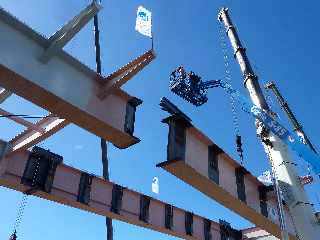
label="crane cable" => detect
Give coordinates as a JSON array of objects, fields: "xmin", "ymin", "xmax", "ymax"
[
  {"xmin": 92, "ymin": 0, "xmax": 113, "ymax": 239},
  {"xmin": 219, "ymin": 24, "xmax": 244, "ymax": 166},
  {"xmin": 0, "ymin": 114, "xmax": 50, "ymax": 119},
  {"xmin": 9, "ymin": 157, "xmax": 41, "ymax": 240}
]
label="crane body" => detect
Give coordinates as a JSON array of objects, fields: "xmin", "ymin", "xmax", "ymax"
[{"xmin": 218, "ymin": 7, "xmax": 320, "ymax": 240}]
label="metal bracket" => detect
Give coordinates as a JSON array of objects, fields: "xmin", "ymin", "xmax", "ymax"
[
  {"xmin": 235, "ymin": 167, "xmax": 248, "ymax": 203},
  {"xmin": 0, "ymin": 139, "xmax": 11, "ymax": 161},
  {"xmin": 203, "ymin": 218, "xmax": 212, "ymax": 240},
  {"xmin": 208, "ymin": 144, "xmax": 221, "ymax": 184},
  {"xmin": 124, "ymin": 97, "xmax": 143, "ymax": 136},
  {"xmin": 77, "ymin": 172, "xmax": 93, "ymax": 205},
  {"xmin": 233, "ymin": 46, "xmax": 246, "ymax": 58},
  {"xmin": 225, "ymin": 24, "xmax": 234, "ymax": 35},
  {"xmin": 258, "ymin": 185, "xmax": 270, "ymax": 218},
  {"xmin": 219, "ymin": 220, "xmax": 242, "ymax": 240},
  {"xmin": 139, "ymin": 195, "xmax": 150, "ymax": 223},
  {"xmin": 163, "ymin": 114, "xmax": 192, "ymax": 162},
  {"xmin": 164, "ymin": 204, "xmax": 173, "ymax": 230},
  {"xmin": 185, "ymin": 211, "xmax": 193, "ymax": 236},
  {"xmin": 21, "ymin": 146, "xmax": 63, "ymax": 193},
  {"xmin": 243, "ymin": 73, "xmax": 258, "ymax": 87},
  {"xmin": 0, "ymin": 140, "xmax": 11, "ymax": 177},
  {"xmin": 110, "ymin": 184, "xmax": 124, "ymax": 214},
  {"xmin": 39, "ymin": 1, "xmax": 102, "ymax": 63}
]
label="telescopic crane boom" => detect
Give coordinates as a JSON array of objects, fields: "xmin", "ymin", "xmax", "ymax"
[{"xmin": 218, "ymin": 7, "xmax": 320, "ymax": 240}]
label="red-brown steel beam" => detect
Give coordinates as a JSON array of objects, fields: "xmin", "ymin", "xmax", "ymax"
[
  {"xmin": 157, "ymin": 115, "xmax": 297, "ymax": 240},
  {"xmin": 0, "ymin": 149, "xmax": 233, "ymax": 240}
]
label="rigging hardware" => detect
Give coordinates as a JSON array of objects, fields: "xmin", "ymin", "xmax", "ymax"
[
  {"xmin": 170, "ymin": 66, "xmax": 246, "ymax": 164},
  {"xmin": 218, "ymin": 23, "xmax": 245, "ymax": 166}
]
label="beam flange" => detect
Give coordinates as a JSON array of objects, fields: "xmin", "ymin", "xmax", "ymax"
[
  {"xmin": 0, "ymin": 149, "xmax": 231, "ymax": 240},
  {"xmin": 157, "ymin": 111, "xmax": 297, "ymax": 240},
  {"xmin": 39, "ymin": 1, "xmax": 102, "ymax": 63}
]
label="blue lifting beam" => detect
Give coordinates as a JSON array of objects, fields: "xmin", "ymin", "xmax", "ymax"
[{"xmin": 169, "ymin": 66, "xmax": 221, "ymax": 106}]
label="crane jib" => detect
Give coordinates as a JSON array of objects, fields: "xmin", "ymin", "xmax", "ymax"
[{"xmin": 222, "ymin": 82, "xmax": 320, "ymax": 175}]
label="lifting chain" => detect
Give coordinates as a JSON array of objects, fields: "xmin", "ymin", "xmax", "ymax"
[
  {"xmin": 219, "ymin": 24, "xmax": 244, "ymax": 165},
  {"xmin": 9, "ymin": 156, "xmax": 41, "ymax": 240}
]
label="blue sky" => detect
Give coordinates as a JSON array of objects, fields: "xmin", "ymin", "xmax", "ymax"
[{"xmin": 1, "ymin": 0, "xmax": 320, "ymax": 239}]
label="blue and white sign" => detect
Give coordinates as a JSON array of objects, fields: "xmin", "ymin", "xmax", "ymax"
[
  {"xmin": 135, "ymin": 6, "xmax": 152, "ymax": 38},
  {"xmin": 152, "ymin": 177, "xmax": 159, "ymax": 194}
]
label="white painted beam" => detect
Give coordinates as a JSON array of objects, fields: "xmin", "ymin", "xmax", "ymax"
[{"xmin": 0, "ymin": 8, "xmax": 155, "ymax": 148}]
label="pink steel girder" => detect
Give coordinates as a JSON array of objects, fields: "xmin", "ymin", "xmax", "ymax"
[
  {"xmin": 0, "ymin": 7, "xmax": 156, "ymax": 149},
  {"xmin": 157, "ymin": 115, "xmax": 297, "ymax": 240},
  {"xmin": 0, "ymin": 149, "xmax": 229, "ymax": 240}
]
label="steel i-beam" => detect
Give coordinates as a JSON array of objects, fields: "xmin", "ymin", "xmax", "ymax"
[
  {"xmin": 0, "ymin": 148, "xmax": 244, "ymax": 240},
  {"xmin": 0, "ymin": 7, "xmax": 155, "ymax": 149},
  {"xmin": 157, "ymin": 99, "xmax": 297, "ymax": 240}
]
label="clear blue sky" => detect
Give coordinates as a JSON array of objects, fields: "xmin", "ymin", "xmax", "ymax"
[{"xmin": 1, "ymin": 0, "xmax": 320, "ymax": 239}]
